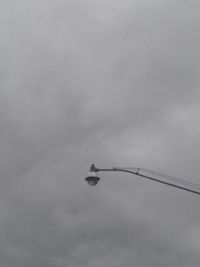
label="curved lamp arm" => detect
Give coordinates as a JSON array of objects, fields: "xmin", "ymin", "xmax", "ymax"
[{"xmin": 85, "ymin": 164, "xmax": 200, "ymax": 196}]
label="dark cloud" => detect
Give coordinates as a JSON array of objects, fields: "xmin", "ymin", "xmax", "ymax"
[{"xmin": 1, "ymin": 0, "xmax": 200, "ymax": 266}]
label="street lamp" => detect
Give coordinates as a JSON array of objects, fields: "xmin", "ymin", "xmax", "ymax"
[
  {"xmin": 85, "ymin": 164, "xmax": 100, "ymax": 186},
  {"xmin": 84, "ymin": 164, "xmax": 200, "ymax": 196}
]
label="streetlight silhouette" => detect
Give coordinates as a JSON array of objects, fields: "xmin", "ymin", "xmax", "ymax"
[
  {"xmin": 85, "ymin": 164, "xmax": 100, "ymax": 186},
  {"xmin": 84, "ymin": 164, "xmax": 200, "ymax": 196}
]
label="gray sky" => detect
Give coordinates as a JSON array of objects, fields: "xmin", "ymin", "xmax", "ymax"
[{"xmin": 1, "ymin": 0, "xmax": 200, "ymax": 266}]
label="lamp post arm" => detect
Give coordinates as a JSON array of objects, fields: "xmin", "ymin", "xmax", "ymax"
[{"xmin": 95, "ymin": 167, "xmax": 200, "ymax": 196}]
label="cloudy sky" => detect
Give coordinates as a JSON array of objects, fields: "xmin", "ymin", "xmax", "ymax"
[{"xmin": 1, "ymin": 0, "xmax": 200, "ymax": 266}]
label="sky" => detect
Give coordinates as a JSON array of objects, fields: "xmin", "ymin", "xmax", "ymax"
[{"xmin": 1, "ymin": 0, "xmax": 200, "ymax": 266}]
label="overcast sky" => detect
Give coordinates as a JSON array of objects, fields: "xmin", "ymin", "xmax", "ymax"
[{"xmin": 1, "ymin": 0, "xmax": 200, "ymax": 266}]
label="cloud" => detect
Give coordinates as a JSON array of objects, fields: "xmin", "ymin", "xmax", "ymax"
[{"xmin": 0, "ymin": 0, "xmax": 200, "ymax": 266}]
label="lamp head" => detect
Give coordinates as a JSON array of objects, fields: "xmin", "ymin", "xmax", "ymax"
[{"xmin": 85, "ymin": 164, "xmax": 100, "ymax": 186}]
